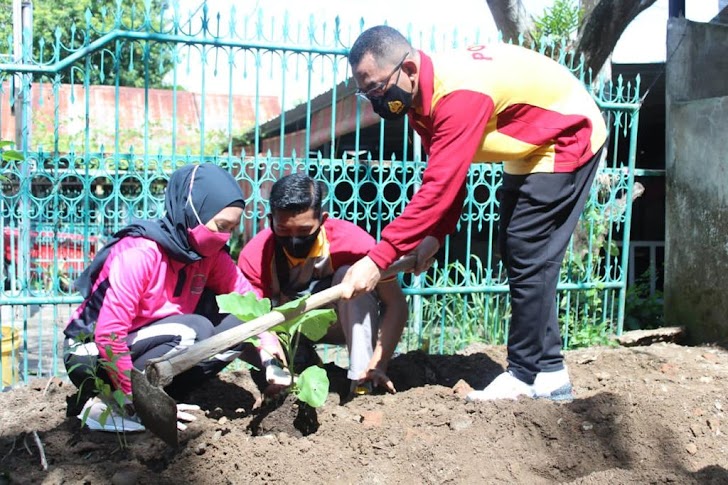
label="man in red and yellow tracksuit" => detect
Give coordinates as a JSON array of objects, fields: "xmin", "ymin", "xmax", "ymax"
[
  {"xmin": 345, "ymin": 25, "xmax": 608, "ymax": 401},
  {"xmin": 239, "ymin": 173, "xmax": 408, "ymax": 395}
]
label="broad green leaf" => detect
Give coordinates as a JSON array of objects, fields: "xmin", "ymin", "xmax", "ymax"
[
  {"xmin": 274, "ymin": 295, "xmax": 309, "ymax": 316},
  {"xmin": 268, "ymin": 296, "xmax": 313, "ymax": 335},
  {"xmin": 0, "ymin": 141, "xmax": 14, "ymax": 148},
  {"xmin": 295, "ymin": 365, "xmax": 329, "ymax": 408},
  {"xmin": 269, "ymin": 308, "xmax": 335, "ymax": 339},
  {"xmin": 216, "ymin": 292, "xmax": 271, "ymax": 321},
  {"xmin": 298, "ymin": 309, "xmax": 336, "ymax": 341},
  {"xmin": 269, "ymin": 316, "xmax": 302, "ymax": 337},
  {"xmin": 1, "ymin": 149, "xmax": 24, "ymax": 161}
]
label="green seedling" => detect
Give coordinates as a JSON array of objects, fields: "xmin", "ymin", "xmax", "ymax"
[
  {"xmin": 217, "ymin": 292, "xmax": 336, "ymax": 408},
  {"xmin": 66, "ymin": 333, "xmax": 135, "ymax": 450}
]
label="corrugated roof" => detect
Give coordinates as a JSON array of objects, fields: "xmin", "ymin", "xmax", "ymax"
[{"xmin": 256, "ymin": 80, "xmax": 358, "ymax": 138}]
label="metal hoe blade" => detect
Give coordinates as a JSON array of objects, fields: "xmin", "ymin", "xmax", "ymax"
[{"xmin": 131, "ymin": 368, "xmax": 179, "ymax": 447}]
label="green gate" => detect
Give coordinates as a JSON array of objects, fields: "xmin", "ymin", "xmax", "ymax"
[{"xmin": 0, "ymin": 2, "xmax": 641, "ymax": 387}]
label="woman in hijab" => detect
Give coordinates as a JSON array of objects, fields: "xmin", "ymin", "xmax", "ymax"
[{"xmin": 63, "ymin": 163, "xmax": 282, "ymax": 431}]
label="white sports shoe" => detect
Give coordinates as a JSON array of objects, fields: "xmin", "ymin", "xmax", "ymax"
[
  {"xmin": 77, "ymin": 397, "xmax": 146, "ymax": 433},
  {"xmin": 533, "ymin": 367, "xmax": 573, "ymax": 401},
  {"xmin": 465, "ymin": 371, "xmax": 536, "ymax": 402}
]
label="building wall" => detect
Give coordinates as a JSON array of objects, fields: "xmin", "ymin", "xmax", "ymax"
[
  {"xmin": 665, "ymin": 18, "xmax": 728, "ymax": 343},
  {"xmin": 0, "ymin": 83, "xmax": 280, "ymax": 153}
]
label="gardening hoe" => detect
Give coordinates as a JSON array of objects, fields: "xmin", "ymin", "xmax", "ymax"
[{"xmin": 131, "ymin": 254, "xmax": 416, "ymax": 447}]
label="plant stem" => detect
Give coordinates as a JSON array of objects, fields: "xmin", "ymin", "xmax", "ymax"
[{"xmin": 290, "ymin": 329, "xmax": 303, "ymax": 376}]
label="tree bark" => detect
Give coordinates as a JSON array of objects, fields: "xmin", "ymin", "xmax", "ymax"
[
  {"xmin": 486, "ymin": 0, "xmax": 532, "ymax": 44},
  {"xmin": 575, "ymin": 0, "xmax": 658, "ymax": 76},
  {"xmin": 486, "ymin": 0, "xmax": 659, "ymax": 77}
]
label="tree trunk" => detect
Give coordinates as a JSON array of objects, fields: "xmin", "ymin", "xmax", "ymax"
[
  {"xmin": 486, "ymin": 0, "xmax": 659, "ymax": 77},
  {"xmin": 575, "ymin": 0, "xmax": 658, "ymax": 76},
  {"xmin": 486, "ymin": 0, "xmax": 532, "ymax": 44}
]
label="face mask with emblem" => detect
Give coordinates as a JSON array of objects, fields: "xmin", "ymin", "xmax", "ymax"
[
  {"xmin": 357, "ymin": 52, "xmax": 413, "ymax": 121},
  {"xmin": 370, "ymin": 84, "xmax": 413, "ymax": 120}
]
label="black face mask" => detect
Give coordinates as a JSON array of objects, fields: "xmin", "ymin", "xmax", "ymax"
[
  {"xmin": 370, "ymin": 84, "xmax": 413, "ymax": 120},
  {"xmin": 275, "ymin": 225, "xmax": 321, "ymax": 259}
]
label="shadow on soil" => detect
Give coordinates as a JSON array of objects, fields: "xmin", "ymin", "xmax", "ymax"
[
  {"xmin": 380, "ymin": 350, "xmax": 728, "ymax": 484},
  {"xmin": 386, "ymin": 349, "xmax": 504, "ymax": 391}
]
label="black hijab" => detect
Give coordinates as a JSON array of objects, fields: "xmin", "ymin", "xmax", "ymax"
[{"xmin": 74, "ymin": 163, "xmax": 245, "ymax": 298}]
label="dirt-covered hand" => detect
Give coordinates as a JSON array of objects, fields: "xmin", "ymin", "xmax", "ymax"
[{"xmin": 360, "ymin": 368, "xmax": 396, "ymax": 394}]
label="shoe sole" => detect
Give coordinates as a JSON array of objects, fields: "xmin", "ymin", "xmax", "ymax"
[{"xmin": 535, "ymin": 384, "xmax": 574, "ymax": 402}]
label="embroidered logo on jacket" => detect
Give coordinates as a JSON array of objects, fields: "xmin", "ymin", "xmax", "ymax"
[{"xmin": 190, "ymin": 273, "xmax": 206, "ymax": 294}]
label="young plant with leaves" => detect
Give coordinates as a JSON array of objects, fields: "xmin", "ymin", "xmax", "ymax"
[
  {"xmin": 67, "ymin": 334, "xmax": 138, "ymax": 450},
  {"xmin": 217, "ymin": 291, "xmax": 336, "ymax": 408}
]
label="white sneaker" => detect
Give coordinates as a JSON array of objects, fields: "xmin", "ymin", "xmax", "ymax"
[
  {"xmin": 77, "ymin": 397, "xmax": 146, "ymax": 433},
  {"xmin": 533, "ymin": 368, "xmax": 573, "ymax": 401},
  {"xmin": 465, "ymin": 372, "xmax": 536, "ymax": 401}
]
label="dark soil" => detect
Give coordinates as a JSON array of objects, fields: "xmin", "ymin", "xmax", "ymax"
[
  {"xmin": 1, "ymin": 342, "xmax": 727, "ymax": 484},
  {"xmin": 248, "ymin": 393, "xmax": 320, "ymax": 438}
]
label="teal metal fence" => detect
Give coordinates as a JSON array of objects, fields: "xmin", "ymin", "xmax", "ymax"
[{"xmin": 0, "ymin": 1, "xmax": 641, "ymax": 387}]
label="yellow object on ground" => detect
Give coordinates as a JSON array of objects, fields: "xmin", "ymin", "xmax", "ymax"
[{"xmin": 1, "ymin": 326, "xmax": 20, "ymax": 388}]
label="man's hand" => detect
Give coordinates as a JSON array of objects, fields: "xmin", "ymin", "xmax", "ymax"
[
  {"xmin": 411, "ymin": 236, "xmax": 440, "ymax": 275},
  {"xmin": 341, "ymin": 256, "xmax": 381, "ymax": 299},
  {"xmin": 176, "ymin": 403, "xmax": 200, "ymax": 431},
  {"xmin": 358, "ymin": 367, "xmax": 396, "ymax": 394}
]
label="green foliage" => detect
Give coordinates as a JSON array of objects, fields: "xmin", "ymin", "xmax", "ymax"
[
  {"xmin": 295, "ymin": 366, "xmax": 329, "ymax": 408},
  {"xmin": 68, "ymin": 334, "xmax": 133, "ymax": 450},
  {"xmin": 410, "ymin": 256, "xmax": 510, "ymax": 354},
  {"xmin": 217, "ymin": 292, "xmax": 272, "ymax": 322},
  {"xmin": 216, "ymin": 291, "xmax": 337, "ymax": 408},
  {"xmin": 566, "ymin": 319, "xmax": 618, "ymax": 349},
  {"xmin": 624, "ymin": 270, "xmax": 664, "ymax": 331},
  {"xmin": 410, "ymin": 174, "xmax": 631, "ymax": 352},
  {"xmin": 532, "ymin": 0, "xmax": 582, "ymax": 46},
  {"xmin": 0, "ymin": 140, "xmax": 23, "ymax": 162},
  {"xmin": 228, "ymin": 233, "xmax": 246, "ymax": 263},
  {"xmin": 0, "ymin": 140, "xmax": 23, "ymax": 182},
  {"xmin": 271, "ymin": 307, "xmax": 333, "ymax": 342},
  {"xmin": 0, "ymin": 0, "xmax": 172, "ymax": 88},
  {"xmin": 558, "ymin": 174, "xmax": 628, "ymax": 349}
]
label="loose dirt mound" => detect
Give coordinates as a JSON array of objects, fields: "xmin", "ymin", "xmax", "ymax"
[{"xmin": 1, "ymin": 343, "xmax": 726, "ymax": 484}]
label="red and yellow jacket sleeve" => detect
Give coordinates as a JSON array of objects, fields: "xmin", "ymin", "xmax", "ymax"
[
  {"xmin": 367, "ymin": 45, "xmax": 608, "ymax": 269},
  {"xmin": 368, "ymin": 90, "xmax": 494, "ymax": 268}
]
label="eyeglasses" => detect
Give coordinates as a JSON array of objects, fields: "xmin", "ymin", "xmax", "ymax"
[{"xmin": 355, "ymin": 53, "xmax": 408, "ymax": 100}]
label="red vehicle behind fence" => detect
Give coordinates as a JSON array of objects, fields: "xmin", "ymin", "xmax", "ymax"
[{"xmin": 2, "ymin": 227, "xmax": 101, "ymax": 291}]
